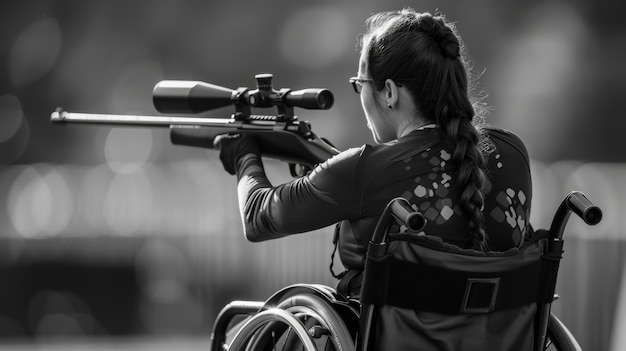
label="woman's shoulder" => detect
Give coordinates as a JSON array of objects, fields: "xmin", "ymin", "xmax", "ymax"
[
  {"xmin": 483, "ymin": 126, "xmax": 524, "ymax": 144},
  {"xmin": 483, "ymin": 126, "xmax": 529, "ymax": 161}
]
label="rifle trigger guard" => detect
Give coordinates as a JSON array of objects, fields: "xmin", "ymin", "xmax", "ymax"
[{"xmin": 289, "ymin": 163, "xmax": 312, "ymax": 177}]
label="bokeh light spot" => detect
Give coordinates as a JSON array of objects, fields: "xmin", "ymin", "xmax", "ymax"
[
  {"xmin": 279, "ymin": 7, "xmax": 351, "ymax": 68},
  {"xmin": 108, "ymin": 58, "xmax": 163, "ymax": 113},
  {"xmin": 7, "ymin": 165, "xmax": 75, "ymax": 238},
  {"xmin": 9, "ymin": 18, "xmax": 62, "ymax": 87},
  {"xmin": 0, "ymin": 95, "xmax": 30, "ymax": 163},
  {"xmin": 103, "ymin": 171, "xmax": 154, "ymax": 235},
  {"xmin": 29, "ymin": 290, "xmax": 105, "ymax": 338},
  {"xmin": 104, "ymin": 128, "xmax": 154, "ymax": 174},
  {"xmin": 0, "ymin": 95, "xmax": 24, "ymax": 142},
  {"xmin": 135, "ymin": 239, "xmax": 190, "ymax": 304},
  {"xmin": 79, "ymin": 164, "xmax": 115, "ymax": 233}
]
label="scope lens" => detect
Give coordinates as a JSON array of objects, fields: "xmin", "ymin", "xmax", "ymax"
[{"xmin": 317, "ymin": 90, "xmax": 334, "ymax": 109}]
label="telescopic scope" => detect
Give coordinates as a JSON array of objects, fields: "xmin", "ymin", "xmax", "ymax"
[{"xmin": 153, "ymin": 73, "xmax": 334, "ymax": 114}]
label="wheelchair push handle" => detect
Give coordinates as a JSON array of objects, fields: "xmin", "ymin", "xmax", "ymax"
[
  {"xmin": 567, "ymin": 191, "xmax": 602, "ymax": 226},
  {"xmin": 549, "ymin": 191, "xmax": 602, "ymax": 241},
  {"xmin": 390, "ymin": 199, "xmax": 427, "ymax": 233},
  {"xmin": 371, "ymin": 198, "xmax": 426, "ymax": 245}
]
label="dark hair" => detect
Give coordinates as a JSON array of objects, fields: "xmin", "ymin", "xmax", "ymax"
[{"xmin": 362, "ymin": 8, "xmax": 490, "ymax": 250}]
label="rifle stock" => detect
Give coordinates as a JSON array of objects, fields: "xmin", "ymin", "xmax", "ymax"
[{"xmin": 169, "ymin": 124, "xmax": 338, "ymax": 168}]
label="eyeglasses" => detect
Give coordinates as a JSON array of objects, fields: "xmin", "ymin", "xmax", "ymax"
[{"xmin": 349, "ymin": 77, "xmax": 373, "ymax": 94}]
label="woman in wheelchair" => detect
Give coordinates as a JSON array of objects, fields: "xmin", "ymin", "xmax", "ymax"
[
  {"xmin": 216, "ymin": 8, "xmax": 532, "ymax": 296},
  {"xmin": 213, "ymin": 8, "xmax": 602, "ymax": 351}
]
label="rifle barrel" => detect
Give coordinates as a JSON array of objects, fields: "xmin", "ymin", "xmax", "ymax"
[{"xmin": 50, "ymin": 109, "xmax": 236, "ymax": 128}]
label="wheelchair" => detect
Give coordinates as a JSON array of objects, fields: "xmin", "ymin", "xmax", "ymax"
[{"xmin": 210, "ymin": 191, "xmax": 602, "ymax": 351}]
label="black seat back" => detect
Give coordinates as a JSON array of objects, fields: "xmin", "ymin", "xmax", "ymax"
[{"xmin": 357, "ymin": 193, "xmax": 602, "ymax": 351}]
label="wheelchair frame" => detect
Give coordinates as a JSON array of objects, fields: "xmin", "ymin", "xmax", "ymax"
[{"xmin": 210, "ymin": 191, "xmax": 602, "ymax": 351}]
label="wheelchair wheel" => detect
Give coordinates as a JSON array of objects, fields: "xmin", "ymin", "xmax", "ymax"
[
  {"xmin": 543, "ymin": 313, "xmax": 583, "ymax": 351},
  {"xmin": 227, "ymin": 292, "xmax": 356, "ymax": 351},
  {"xmin": 228, "ymin": 308, "xmax": 316, "ymax": 350}
]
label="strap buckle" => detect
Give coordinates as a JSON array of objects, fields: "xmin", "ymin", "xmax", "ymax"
[{"xmin": 461, "ymin": 277, "xmax": 501, "ymax": 313}]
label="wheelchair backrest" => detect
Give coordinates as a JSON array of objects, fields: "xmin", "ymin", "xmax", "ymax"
[
  {"xmin": 359, "ymin": 232, "xmax": 550, "ymax": 350},
  {"xmin": 358, "ymin": 192, "xmax": 601, "ymax": 351}
]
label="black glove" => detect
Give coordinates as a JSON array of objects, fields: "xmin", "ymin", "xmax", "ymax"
[{"xmin": 213, "ymin": 133, "xmax": 261, "ymax": 175}]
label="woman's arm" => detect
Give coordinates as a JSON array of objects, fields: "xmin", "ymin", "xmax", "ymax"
[{"xmin": 235, "ymin": 148, "xmax": 364, "ymax": 242}]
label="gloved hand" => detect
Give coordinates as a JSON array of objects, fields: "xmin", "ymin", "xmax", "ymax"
[{"xmin": 213, "ymin": 133, "xmax": 261, "ymax": 175}]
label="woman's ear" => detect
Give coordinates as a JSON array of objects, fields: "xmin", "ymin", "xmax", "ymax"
[{"xmin": 384, "ymin": 79, "xmax": 399, "ymax": 108}]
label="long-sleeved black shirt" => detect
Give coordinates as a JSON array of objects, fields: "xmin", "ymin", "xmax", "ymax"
[{"xmin": 235, "ymin": 127, "xmax": 532, "ymax": 271}]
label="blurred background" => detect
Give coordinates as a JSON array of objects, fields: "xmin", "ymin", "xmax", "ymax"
[{"xmin": 1, "ymin": 0, "xmax": 625, "ymax": 350}]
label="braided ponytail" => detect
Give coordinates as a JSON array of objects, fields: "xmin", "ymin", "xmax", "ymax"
[
  {"xmin": 416, "ymin": 15, "xmax": 460, "ymax": 59},
  {"xmin": 427, "ymin": 16, "xmax": 489, "ymax": 250},
  {"xmin": 363, "ymin": 8, "xmax": 490, "ymax": 250},
  {"xmin": 439, "ymin": 104, "xmax": 489, "ymax": 250}
]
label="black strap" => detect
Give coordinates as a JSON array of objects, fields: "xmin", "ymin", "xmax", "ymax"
[
  {"xmin": 360, "ymin": 256, "xmax": 546, "ymax": 314},
  {"xmin": 329, "ymin": 222, "xmax": 345, "ymax": 279},
  {"xmin": 537, "ymin": 240, "xmax": 564, "ymax": 303},
  {"xmin": 336, "ymin": 269, "xmax": 363, "ymax": 297}
]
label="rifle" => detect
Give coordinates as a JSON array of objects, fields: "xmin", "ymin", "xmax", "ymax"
[{"xmin": 51, "ymin": 73, "xmax": 340, "ymax": 176}]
